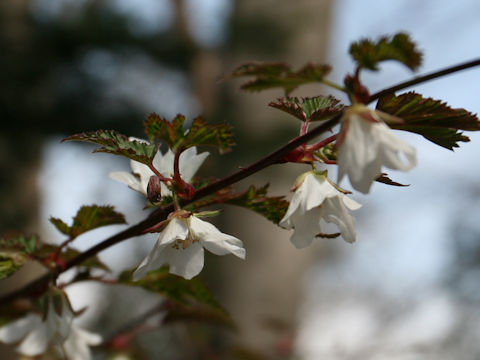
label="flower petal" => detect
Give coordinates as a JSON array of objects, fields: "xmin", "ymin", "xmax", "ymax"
[
  {"xmin": 190, "ymin": 216, "xmax": 245, "ymax": 259},
  {"xmin": 109, "ymin": 172, "xmax": 145, "ymax": 194},
  {"xmin": 62, "ymin": 326, "xmax": 102, "ymax": 360},
  {"xmin": 15, "ymin": 319, "xmax": 49, "ymax": 356},
  {"xmin": 0, "ymin": 314, "xmax": 42, "ymax": 344},
  {"xmin": 133, "ymin": 218, "xmax": 189, "ymax": 281},
  {"xmin": 163, "ymin": 242, "xmax": 205, "ymax": 280},
  {"xmin": 338, "ymin": 106, "xmax": 417, "ymax": 194},
  {"xmin": 322, "ymin": 197, "xmax": 357, "ymax": 243},
  {"xmin": 288, "ymin": 208, "xmax": 322, "ymax": 249},
  {"xmin": 179, "ymin": 148, "xmax": 209, "ymax": 182}
]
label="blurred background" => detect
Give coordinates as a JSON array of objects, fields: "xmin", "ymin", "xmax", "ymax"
[{"xmin": 1, "ymin": 0, "xmax": 480, "ymax": 359}]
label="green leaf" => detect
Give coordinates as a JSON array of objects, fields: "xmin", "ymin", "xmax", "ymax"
[
  {"xmin": 183, "ymin": 117, "xmax": 235, "ymax": 154},
  {"xmin": 350, "ymin": 33, "xmax": 422, "ymax": 71},
  {"xmin": 119, "ymin": 267, "xmax": 224, "ymax": 312},
  {"xmin": 0, "ymin": 234, "xmax": 39, "ymax": 254},
  {"xmin": 144, "ymin": 113, "xmax": 186, "ymax": 150},
  {"xmin": 50, "ymin": 205, "xmax": 126, "ymax": 239},
  {"xmin": 49, "ymin": 218, "xmax": 71, "ymax": 236},
  {"xmin": 269, "ymin": 96, "xmax": 344, "ymax": 122},
  {"xmin": 224, "ymin": 185, "xmax": 289, "ymax": 225},
  {"xmin": 63, "ymin": 130, "xmax": 156, "ymax": 165},
  {"xmin": 376, "ymin": 92, "xmax": 480, "ymax": 149},
  {"xmin": 0, "ymin": 252, "xmax": 29, "ymax": 279},
  {"xmin": 230, "ymin": 62, "xmax": 332, "ymax": 95},
  {"xmin": 145, "ymin": 113, "xmax": 235, "ymax": 154}
]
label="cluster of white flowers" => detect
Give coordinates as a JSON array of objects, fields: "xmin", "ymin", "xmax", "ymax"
[
  {"xmin": 112, "ymin": 144, "xmax": 246, "ymax": 280},
  {"xmin": 0, "ymin": 291, "xmax": 101, "ymax": 360},
  {"xmin": 280, "ymin": 104, "xmax": 416, "ymax": 246},
  {"xmin": 108, "ymin": 108, "xmax": 417, "ymax": 279},
  {"xmin": 0, "ymin": 105, "xmax": 419, "ymax": 359}
]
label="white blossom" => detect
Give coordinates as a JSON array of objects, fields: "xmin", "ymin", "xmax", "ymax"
[
  {"xmin": 110, "ymin": 145, "xmax": 209, "ymax": 196},
  {"xmin": 280, "ymin": 172, "xmax": 361, "ymax": 247},
  {"xmin": 0, "ymin": 293, "xmax": 101, "ymax": 359},
  {"xmin": 337, "ymin": 104, "xmax": 417, "ymax": 193},
  {"xmin": 134, "ymin": 212, "xmax": 245, "ymax": 280}
]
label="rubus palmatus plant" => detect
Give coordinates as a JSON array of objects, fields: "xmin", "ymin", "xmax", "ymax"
[{"xmin": 1, "ymin": 33, "xmax": 480, "ymax": 359}]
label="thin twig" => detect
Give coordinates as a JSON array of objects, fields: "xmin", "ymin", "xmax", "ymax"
[
  {"xmin": 0, "ymin": 115, "xmax": 340, "ymax": 304},
  {"xmin": 368, "ymin": 58, "xmax": 480, "ymax": 102}
]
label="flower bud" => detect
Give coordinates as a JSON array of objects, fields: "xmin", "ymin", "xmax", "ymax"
[{"xmin": 147, "ymin": 176, "xmax": 162, "ymax": 203}]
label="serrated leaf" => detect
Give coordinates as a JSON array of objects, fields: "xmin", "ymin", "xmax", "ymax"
[
  {"xmin": 49, "ymin": 218, "xmax": 71, "ymax": 236},
  {"xmin": 231, "ymin": 62, "xmax": 332, "ymax": 95},
  {"xmin": 63, "ymin": 130, "xmax": 156, "ymax": 164},
  {"xmin": 377, "ymin": 92, "xmax": 480, "ymax": 149},
  {"xmin": 0, "ymin": 234, "xmax": 39, "ymax": 254},
  {"xmin": 224, "ymin": 185, "xmax": 289, "ymax": 225},
  {"xmin": 50, "ymin": 205, "xmax": 126, "ymax": 239},
  {"xmin": 0, "ymin": 252, "xmax": 29, "ymax": 279},
  {"xmin": 269, "ymin": 96, "xmax": 344, "ymax": 122},
  {"xmin": 145, "ymin": 114, "xmax": 235, "ymax": 154},
  {"xmin": 144, "ymin": 113, "xmax": 186, "ymax": 150},
  {"xmin": 119, "ymin": 267, "xmax": 225, "ymax": 312},
  {"xmin": 350, "ymin": 33, "xmax": 422, "ymax": 71},
  {"xmin": 183, "ymin": 117, "xmax": 235, "ymax": 154}
]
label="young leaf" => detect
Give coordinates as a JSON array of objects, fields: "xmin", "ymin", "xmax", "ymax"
[
  {"xmin": 223, "ymin": 185, "xmax": 289, "ymax": 225},
  {"xmin": 50, "ymin": 205, "xmax": 126, "ymax": 239},
  {"xmin": 269, "ymin": 96, "xmax": 344, "ymax": 122},
  {"xmin": 145, "ymin": 114, "xmax": 235, "ymax": 154},
  {"xmin": 0, "ymin": 234, "xmax": 39, "ymax": 254},
  {"xmin": 183, "ymin": 117, "xmax": 235, "ymax": 154},
  {"xmin": 119, "ymin": 266, "xmax": 224, "ymax": 312},
  {"xmin": 63, "ymin": 130, "xmax": 156, "ymax": 165},
  {"xmin": 350, "ymin": 33, "xmax": 422, "ymax": 71},
  {"xmin": 230, "ymin": 62, "xmax": 332, "ymax": 95},
  {"xmin": 144, "ymin": 113, "xmax": 186, "ymax": 150},
  {"xmin": 377, "ymin": 92, "xmax": 480, "ymax": 149}
]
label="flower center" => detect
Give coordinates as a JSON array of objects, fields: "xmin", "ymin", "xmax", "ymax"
[{"xmin": 172, "ymin": 233, "xmax": 199, "ymax": 249}]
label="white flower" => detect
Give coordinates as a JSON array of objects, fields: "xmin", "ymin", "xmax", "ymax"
[
  {"xmin": 110, "ymin": 145, "xmax": 209, "ymax": 196},
  {"xmin": 133, "ymin": 212, "xmax": 246, "ymax": 280},
  {"xmin": 0, "ymin": 292, "xmax": 101, "ymax": 359},
  {"xmin": 280, "ymin": 172, "xmax": 361, "ymax": 247},
  {"xmin": 337, "ymin": 104, "xmax": 417, "ymax": 193}
]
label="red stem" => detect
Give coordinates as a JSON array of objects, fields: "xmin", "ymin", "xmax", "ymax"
[{"xmin": 306, "ymin": 134, "xmax": 337, "ymax": 152}]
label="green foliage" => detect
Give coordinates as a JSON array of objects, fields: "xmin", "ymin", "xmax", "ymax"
[
  {"xmin": 350, "ymin": 33, "xmax": 422, "ymax": 71},
  {"xmin": 63, "ymin": 130, "xmax": 156, "ymax": 164},
  {"xmin": 0, "ymin": 252, "xmax": 28, "ymax": 280},
  {"xmin": 377, "ymin": 92, "xmax": 480, "ymax": 149},
  {"xmin": 144, "ymin": 114, "xmax": 235, "ymax": 154},
  {"xmin": 119, "ymin": 267, "xmax": 224, "ymax": 312},
  {"xmin": 223, "ymin": 185, "xmax": 289, "ymax": 225},
  {"xmin": 50, "ymin": 205, "xmax": 126, "ymax": 239},
  {"xmin": 230, "ymin": 62, "xmax": 332, "ymax": 95},
  {"xmin": 0, "ymin": 234, "xmax": 39, "ymax": 254},
  {"xmin": 269, "ymin": 95, "xmax": 344, "ymax": 122},
  {"xmin": 0, "ymin": 232, "xmax": 109, "ymax": 279}
]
